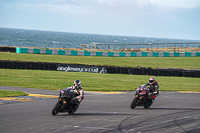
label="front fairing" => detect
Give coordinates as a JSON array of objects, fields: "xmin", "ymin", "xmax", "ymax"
[
  {"xmin": 60, "ymin": 88, "xmax": 74, "ymax": 98},
  {"xmin": 135, "ymin": 86, "xmax": 149, "ymax": 101},
  {"xmin": 135, "ymin": 86, "xmax": 149, "ymax": 94},
  {"xmin": 58, "ymin": 88, "xmax": 75, "ymax": 110}
]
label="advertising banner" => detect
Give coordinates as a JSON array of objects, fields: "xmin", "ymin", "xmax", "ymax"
[{"xmin": 56, "ymin": 64, "xmax": 107, "ymax": 73}]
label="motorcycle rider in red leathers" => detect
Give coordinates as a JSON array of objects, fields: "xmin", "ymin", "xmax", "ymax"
[
  {"xmin": 67, "ymin": 80, "xmax": 84, "ymax": 103},
  {"xmin": 142, "ymin": 77, "xmax": 159, "ymax": 101}
]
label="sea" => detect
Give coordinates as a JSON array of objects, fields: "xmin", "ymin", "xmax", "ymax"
[{"xmin": 0, "ymin": 27, "xmax": 199, "ymax": 50}]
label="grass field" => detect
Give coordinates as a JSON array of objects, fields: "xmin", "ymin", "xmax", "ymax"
[
  {"xmin": 0, "ymin": 52, "xmax": 200, "ymax": 69},
  {"xmin": 0, "ymin": 52, "xmax": 199, "ymax": 97},
  {"xmin": 1, "ymin": 69, "xmax": 200, "ymax": 92},
  {"xmin": 0, "ymin": 90, "xmax": 27, "ymax": 98}
]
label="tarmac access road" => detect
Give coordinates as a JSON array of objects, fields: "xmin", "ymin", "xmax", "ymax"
[{"xmin": 0, "ymin": 86, "xmax": 200, "ymax": 133}]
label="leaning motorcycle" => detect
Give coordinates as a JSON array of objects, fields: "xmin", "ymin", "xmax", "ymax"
[
  {"xmin": 52, "ymin": 88, "xmax": 80, "ymax": 115},
  {"xmin": 130, "ymin": 85, "xmax": 153, "ymax": 109}
]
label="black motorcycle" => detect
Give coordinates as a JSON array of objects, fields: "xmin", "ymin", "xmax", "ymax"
[
  {"xmin": 130, "ymin": 85, "xmax": 153, "ymax": 109},
  {"xmin": 52, "ymin": 88, "xmax": 80, "ymax": 115}
]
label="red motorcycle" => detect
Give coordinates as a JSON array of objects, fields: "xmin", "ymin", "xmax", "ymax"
[{"xmin": 130, "ymin": 85, "xmax": 153, "ymax": 109}]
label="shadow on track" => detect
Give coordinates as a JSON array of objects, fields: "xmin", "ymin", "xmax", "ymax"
[
  {"xmin": 132, "ymin": 107, "xmax": 200, "ymax": 111},
  {"xmin": 54, "ymin": 112, "xmax": 134, "ymax": 117}
]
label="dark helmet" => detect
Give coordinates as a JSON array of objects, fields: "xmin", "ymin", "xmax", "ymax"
[
  {"xmin": 74, "ymin": 80, "xmax": 81, "ymax": 86},
  {"xmin": 149, "ymin": 77, "xmax": 155, "ymax": 84}
]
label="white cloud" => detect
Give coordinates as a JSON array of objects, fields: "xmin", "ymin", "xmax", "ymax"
[
  {"xmin": 16, "ymin": 0, "xmax": 199, "ymax": 17},
  {"xmin": 149, "ymin": 0, "xmax": 200, "ymax": 8}
]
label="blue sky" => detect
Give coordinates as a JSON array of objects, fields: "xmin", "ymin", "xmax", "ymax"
[{"xmin": 0, "ymin": 0, "xmax": 200, "ymax": 40}]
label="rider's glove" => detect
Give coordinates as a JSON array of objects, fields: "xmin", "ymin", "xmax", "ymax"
[
  {"xmin": 74, "ymin": 89, "xmax": 78, "ymax": 94},
  {"xmin": 73, "ymin": 86, "xmax": 78, "ymax": 89},
  {"xmin": 75, "ymin": 96, "xmax": 79, "ymax": 100}
]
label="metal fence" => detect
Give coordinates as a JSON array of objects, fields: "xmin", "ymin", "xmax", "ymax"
[{"xmin": 80, "ymin": 42, "xmax": 200, "ymax": 51}]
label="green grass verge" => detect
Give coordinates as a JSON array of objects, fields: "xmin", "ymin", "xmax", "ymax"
[
  {"xmin": 1, "ymin": 69, "xmax": 200, "ymax": 92},
  {"xmin": 0, "ymin": 52, "xmax": 200, "ymax": 69},
  {"xmin": 0, "ymin": 90, "xmax": 27, "ymax": 98}
]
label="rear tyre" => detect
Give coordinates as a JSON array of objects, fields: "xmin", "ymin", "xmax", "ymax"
[
  {"xmin": 68, "ymin": 102, "xmax": 79, "ymax": 114},
  {"xmin": 144, "ymin": 100, "xmax": 152, "ymax": 109},
  {"xmin": 52, "ymin": 102, "xmax": 61, "ymax": 115},
  {"xmin": 130, "ymin": 97, "xmax": 138, "ymax": 109}
]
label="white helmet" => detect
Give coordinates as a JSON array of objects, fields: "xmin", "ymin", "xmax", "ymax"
[{"xmin": 149, "ymin": 77, "xmax": 155, "ymax": 84}]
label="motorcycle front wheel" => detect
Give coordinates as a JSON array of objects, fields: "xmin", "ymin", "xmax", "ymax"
[
  {"xmin": 52, "ymin": 102, "xmax": 61, "ymax": 115},
  {"xmin": 130, "ymin": 97, "xmax": 138, "ymax": 109}
]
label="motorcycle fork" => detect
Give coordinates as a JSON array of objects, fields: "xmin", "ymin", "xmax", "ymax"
[
  {"xmin": 59, "ymin": 98, "xmax": 62, "ymax": 101},
  {"xmin": 59, "ymin": 98, "xmax": 67, "ymax": 110},
  {"xmin": 63, "ymin": 101, "xmax": 67, "ymax": 106},
  {"xmin": 136, "ymin": 95, "xmax": 143, "ymax": 100},
  {"xmin": 140, "ymin": 96, "xmax": 143, "ymax": 100},
  {"xmin": 137, "ymin": 96, "xmax": 144, "ymax": 104}
]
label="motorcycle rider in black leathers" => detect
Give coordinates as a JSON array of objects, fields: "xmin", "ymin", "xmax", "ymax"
[{"xmin": 142, "ymin": 77, "xmax": 159, "ymax": 101}]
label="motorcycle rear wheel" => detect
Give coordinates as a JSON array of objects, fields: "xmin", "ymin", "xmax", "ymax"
[
  {"xmin": 68, "ymin": 103, "xmax": 79, "ymax": 114},
  {"xmin": 52, "ymin": 102, "xmax": 61, "ymax": 115},
  {"xmin": 144, "ymin": 100, "xmax": 152, "ymax": 109},
  {"xmin": 130, "ymin": 97, "xmax": 138, "ymax": 109}
]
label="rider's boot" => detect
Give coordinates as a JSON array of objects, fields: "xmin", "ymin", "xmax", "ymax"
[{"xmin": 151, "ymin": 95, "xmax": 156, "ymax": 102}]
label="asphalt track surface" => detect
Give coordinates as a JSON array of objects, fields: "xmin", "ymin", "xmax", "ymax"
[{"xmin": 0, "ymin": 86, "xmax": 200, "ymax": 133}]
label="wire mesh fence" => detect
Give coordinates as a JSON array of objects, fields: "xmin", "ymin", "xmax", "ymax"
[{"xmin": 80, "ymin": 42, "xmax": 200, "ymax": 51}]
